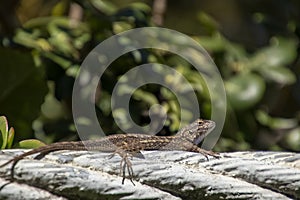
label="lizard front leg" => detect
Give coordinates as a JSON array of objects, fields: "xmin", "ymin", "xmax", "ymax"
[{"xmin": 181, "ymin": 141, "xmax": 221, "ymax": 160}]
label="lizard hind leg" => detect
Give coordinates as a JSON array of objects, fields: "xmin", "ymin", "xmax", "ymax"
[
  {"xmin": 120, "ymin": 153, "xmax": 135, "ymax": 186},
  {"xmin": 111, "ymin": 149, "xmax": 135, "ymax": 185}
]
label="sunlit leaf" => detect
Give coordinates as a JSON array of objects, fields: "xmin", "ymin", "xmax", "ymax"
[
  {"xmin": 0, "ymin": 116, "xmax": 8, "ymax": 149},
  {"xmin": 256, "ymin": 110, "xmax": 297, "ymax": 129},
  {"xmin": 7, "ymin": 127, "xmax": 15, "ymax": 149},
  {"xmin": 249, "ymin": 37, "xmax": 297, "ymax": 69},
  {"xmin": 133, "ymin": 89, "xmax": 158, "ymax": 105},
  {"xmin": 284, "ymin": 128, "xmax": 300, "ymax": 151},
  {"xmin": 259, "ymin": 66, "xmax": 296, "ymax": 84},
  {"xmin": 17, "ymin": 139, "xmax": 46, "ymax": 149},
  {"xmin": 51, "ymin": 1, "xmax": 69, "ymax": 16},
  {"xmin": 226, "ymin": 73, "xmax": 265, "ymax": 110},
  {"xmin": 90, "ymin": 0, "xmax": 117, "ymax": 15},
  {"xmin": 197, "ymin": 12, "xmax": 219, "ymax": 34}
]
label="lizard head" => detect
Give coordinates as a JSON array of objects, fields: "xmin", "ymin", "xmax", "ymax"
[{"xmin": 176, "ymin": 119, "xmax": 215, "ymax": 145}]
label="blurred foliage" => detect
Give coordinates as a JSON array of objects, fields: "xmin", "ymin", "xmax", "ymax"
[
  {"xmin": 0, "ymin": 0, "xmax": 300, "ymax": 152},
  {"xmin": 0, "ymin": 116, "xmax": 44, "ymax": 149}
]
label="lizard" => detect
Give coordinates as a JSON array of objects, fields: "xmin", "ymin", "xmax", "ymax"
[{"xmin": 0, "ymin": 119, "xmax": 220, "ymax": 185}]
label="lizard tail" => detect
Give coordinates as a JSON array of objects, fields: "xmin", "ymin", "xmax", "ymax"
[
  {"xmin": 0, "ymin": 159, "xmax": 14, "ymax": 168},
  {"xmin": 0, "ymin": 141, "xmax": 86, "ymax": 180}
]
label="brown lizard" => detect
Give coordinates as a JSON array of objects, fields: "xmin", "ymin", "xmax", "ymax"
[{"xmin": 0, "ymin": 119, "xmax": 219, "ymax": 185}]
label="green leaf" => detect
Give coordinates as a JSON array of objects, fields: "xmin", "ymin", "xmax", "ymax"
[
  {"xmin": 51, "ymin": 1, "xmax": 69, "ymax": 16},
  {"xmin": 284, "ymin": 128, "xmax": 300, "ymax": 151},
  {"xmin": 17, "ymin": 139, "xmax": 46, "ymax": 149},
  {"xmin": 133, "ymin": 89, "xmax": 158, "ymax": 105},
  {"xmin": 196, "ymin": 12, "xmax": 219, "ymax": 34},
  {"xmin": 13, "ymin": 29, "xmax": 45, "ymax": 50},
  {"xmin": 7, "ymin": 127, "xmax": 15, "ymax": 149},
  {"xmin": 43, "ymin": 51, "xmax": 72, "ymax": 69},
  {"xmin": 0, "ymin": 116, "xmax": 8, "ymax": 149},
  {"xmin": 259, "ymin": 66, "xmax": 296, "ymax": 84},
  {"xmin": 256, "ymin": 110, "xmax": 297, "ymax": 129},
  {"xmin": 194, "ymin": 33, "xmax": 226, "ymax": 52},
  {"xmin": 249, "ymin": 37, "xmax": 298, "ymax": 69},
  {"xmin": 90, "ymin": 0, "xmax": 117, "ymax": 15},
  {"xmin": 226, "ymin": 73, "xmax": 265, "ymax": 110}
]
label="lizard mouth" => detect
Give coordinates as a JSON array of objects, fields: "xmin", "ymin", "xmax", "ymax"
[
  {"xmin": 204, "ymin": 120, "xmax": 216, "ymax": 138},
  {"xmin": 206, "ymin": 120, "xmax": 216, "ymax": 133},
  {"xmin": 193, "ymin": 120, "xmax": 216, "ymax": 145}
]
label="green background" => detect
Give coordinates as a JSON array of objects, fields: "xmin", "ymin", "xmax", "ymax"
[{"xmin": 0, "ymin": 0, "xmax": 300, "ymax": 152}]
